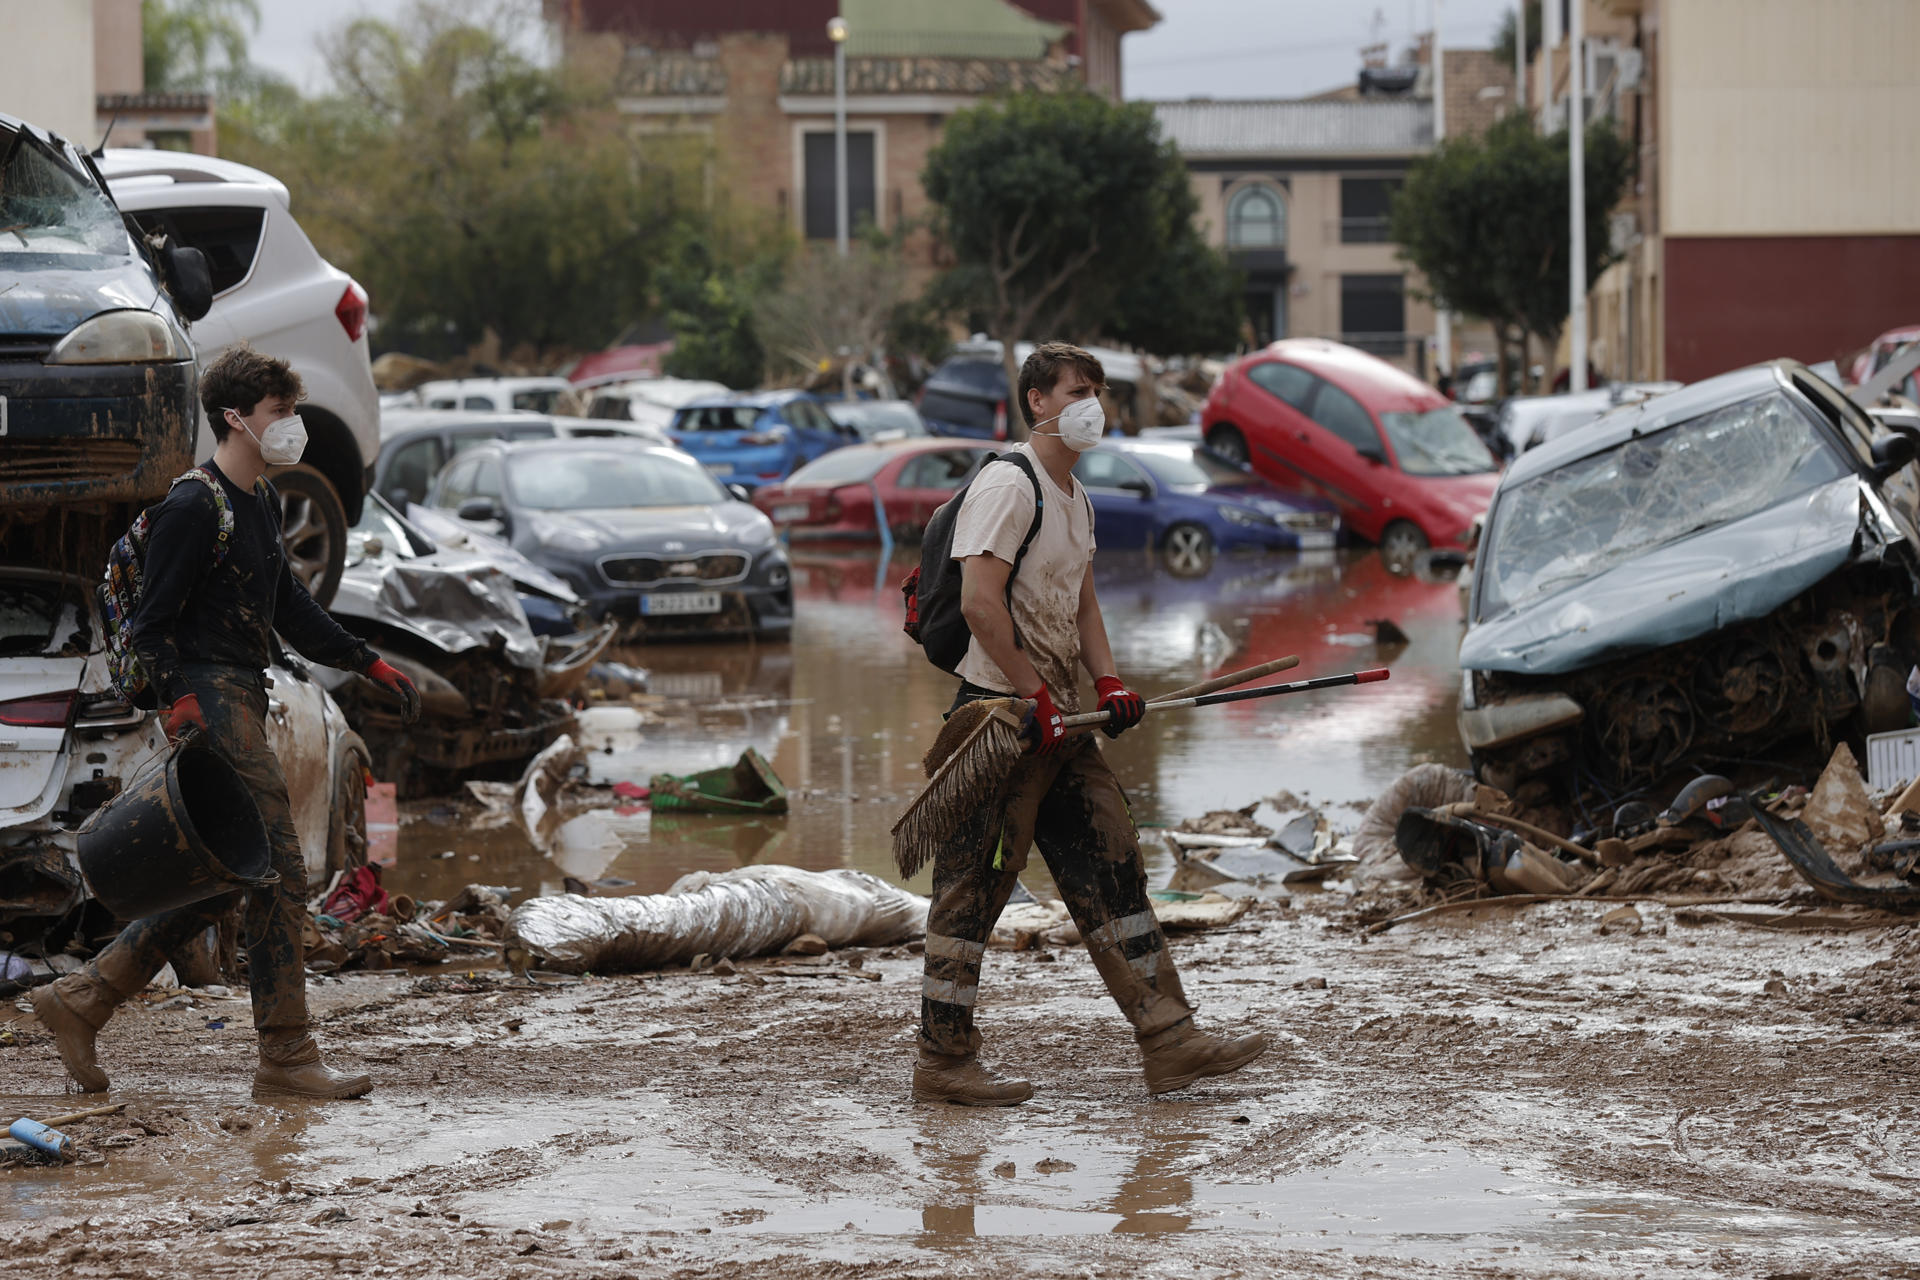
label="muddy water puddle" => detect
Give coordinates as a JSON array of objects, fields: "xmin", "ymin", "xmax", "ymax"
[{"xmin": 389, "ymin": 548, "xmax": 1467, "ymax": 905}]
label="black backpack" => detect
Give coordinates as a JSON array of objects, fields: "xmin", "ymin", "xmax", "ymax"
[{"xmin": 900, "ymin": 451, "xmax": 1045, "ymax": 674}]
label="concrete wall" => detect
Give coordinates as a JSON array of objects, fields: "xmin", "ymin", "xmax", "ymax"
[
  {"xmin": 1661, "ymin": 0, "xmax": 1920, "ymax": 238},
  {"xmin": 0, "ymin": 0, "xmax": 96, "ymax": 145},
  {"xmin": 93, "ymin": 0, "xmax": 142, "ymax": 95}
]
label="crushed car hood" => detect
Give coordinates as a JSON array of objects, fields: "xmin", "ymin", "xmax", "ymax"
[
  {"xmin": 329, "ymin": 553, "xmax": 545, "ymax": 668},
  {"xmin": 1461, "ymin": 477, "xmax": 1894, "ymax": 676},
  {"xmin": 0, "ymin": 259, "xmax": 160, "ymax": 337}
]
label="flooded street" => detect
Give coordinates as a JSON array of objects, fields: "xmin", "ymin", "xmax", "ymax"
[{"xmin": 7, "ymin": 547, "xmax": 1920, "ymax": 1279}]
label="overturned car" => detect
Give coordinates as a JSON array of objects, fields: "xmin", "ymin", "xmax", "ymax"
[
  {"xmin": 320, "ymin": 497, "xmax": 613, "ymax": 796},
  {"xmin": 1458, "ymin": 361, "xmax": 1920, "ymax": 796}
]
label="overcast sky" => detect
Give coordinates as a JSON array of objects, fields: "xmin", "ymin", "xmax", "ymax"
[{"xmin": 246, "ymin": 0, "xmax": 1521, "ymax": 99}]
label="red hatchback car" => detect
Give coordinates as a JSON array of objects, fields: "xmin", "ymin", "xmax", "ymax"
[
  {"xmin": 1202, "ymin": 339, "xmax": 1501, "ymax": 557},
  {"xmin": 752, "ymin": 438, "xmax": 997, "ymax": 541}
]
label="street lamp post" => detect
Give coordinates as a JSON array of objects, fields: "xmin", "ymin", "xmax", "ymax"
[
  {"xmin": 1432, "ymin": 0, "xmax": 1450, "ymax": 385},
  {"xmin": 827, "ymin": 16, "xmax": 850, "ymax": 257},
  {"xmin": 1568, "ymin": 0, "xmax": 1587, "ymax": 392}
]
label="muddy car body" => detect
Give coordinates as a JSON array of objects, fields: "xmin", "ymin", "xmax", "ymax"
[
  {"xmin": 0, "ymin": 566, "xmax": 368, "ymax": 946},
  {"xmin": 320, "ymin": 498, "xmax": 613, "ymax": 794},
  {"xmin": 0, "ymin": 114, "xmax": 211, "ymax": 512},
  {"xmin": 1458, "ymin": 361, "xmax": 1920, "ymax": 793}
]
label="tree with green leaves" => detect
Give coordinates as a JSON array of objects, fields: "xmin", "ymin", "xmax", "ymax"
[
  {"xmin": 1390, "ymin": 111, "xmax": 1633, "ymax": 392},
  {"xmin": 143, "ymin": 0, "xmax": 284, "ymax": 98},
  {"xmin": 922, "ymin": 89, "xmax": 1240, "ymax": 409},
  {"xmin": 656, "ymin": 238, "xmax": 777, "ymax": 389}
]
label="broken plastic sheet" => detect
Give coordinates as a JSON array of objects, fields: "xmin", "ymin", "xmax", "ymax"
[
  {"xmin": 503, "ymin": 865, "xmax": 929, "ymax": 973},
  {"xmin": 1480, "ymin": 391, "xmax": 1849, "ymax": 622}
]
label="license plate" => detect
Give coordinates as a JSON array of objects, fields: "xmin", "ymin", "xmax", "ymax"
[
  {"xmin": 704, "ymin": 463, "xmax": 732, "ymax": 477},
  {"xmin": 1295, "ymin": 530, "xmax": 1336, "ymax": 550},
  {"xmin": 772, "ymin": 503, "xmax": 809, "ymax": 522},
  {"xmin": 641, "ymin": 591, "xmax": 721, "ymax": 616}
]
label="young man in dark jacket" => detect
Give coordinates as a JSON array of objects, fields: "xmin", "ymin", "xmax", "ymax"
[
  {"xmin": 32, "ymin": 345, "xmax": 420, "ymax": 1100},
  {"xmin": 913, "ymin": 342, "xmax": 1266, "ymax": 1106}
]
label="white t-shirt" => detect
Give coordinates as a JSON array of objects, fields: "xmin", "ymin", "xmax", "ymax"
[{"xmin": 950, "ymin": 443, "xmax": 1096, "ymax": 711}]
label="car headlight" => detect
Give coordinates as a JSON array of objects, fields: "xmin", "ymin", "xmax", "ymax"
[
  {"xmin": 46, "ymin": 310, "xmax": 190, "ymax": 364},
  {"xmin": 1218, "ymin": 505, "xmax": 1265, "ymax": 527},
  {"xmin": 530, "ymin": 517, "xmax": 600, "ymax": 553}
]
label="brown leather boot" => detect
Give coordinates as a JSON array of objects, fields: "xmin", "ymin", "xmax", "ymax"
[
  {"xmin": 29, "ymin": 947, "xmax": 150, "ymax": 1093},
  {"xmin": 254, "ymin": 1030, "xmax": 372, "ymax": 1100},
  {"xmin": 1138, "ymin": 1021, "xmax": 1267, "ymax": 1096},
  {"xmin": 911, "ymin": 1049, "xmax": 1033, "ymax": 1106}
]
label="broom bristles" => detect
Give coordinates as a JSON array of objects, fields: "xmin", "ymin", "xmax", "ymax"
[{"xmin": 891, "ymin": 699, "xmax": 1030, "ymax": 879}]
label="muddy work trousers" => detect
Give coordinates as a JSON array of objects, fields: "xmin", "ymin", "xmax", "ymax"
[
  {"xmin": 919, "ymin": 685, "xmax": 1194, "ymax": 1058},
  {"xmin": 91, "ymin": 662, "xmax": 310, "ymax": 1035}
]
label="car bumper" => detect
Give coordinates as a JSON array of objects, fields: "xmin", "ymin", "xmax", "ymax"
[
  {"xmin": 0, "ymin": 358, "xmax": 197, "ymax": 506},
  {"xmin": 586, "ymin": 581, "xmax": 795, "ymax": 640}
]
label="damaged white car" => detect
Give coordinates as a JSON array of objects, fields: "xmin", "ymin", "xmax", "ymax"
[
  {"xmin": 0, "ymin": 567, "xmax": 370, "ymax": 952},
  {"xmin": 1458, "ymin": 360, "xmax": 1920, "ymax": 796}
]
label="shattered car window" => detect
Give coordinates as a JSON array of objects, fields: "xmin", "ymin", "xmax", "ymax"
[
  {"xmin": 1478, "ymin": 391, "xmax": 1850, "ymax": 621},
  {"xmin": 0, "ymin": 127, "xmax": 130, "ymax": 262},
  {"xmin": 0, "ymin": 579, "xmax": 78, "ymax": 657},
  {"xmin": 510, "ymin": 451, "xmax": 728, "ymax": 510},
  {"xmin": 1379, "ymin": 406, "xmax": 1498, "ymax": 476}
]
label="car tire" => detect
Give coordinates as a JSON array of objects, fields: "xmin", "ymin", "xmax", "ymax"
[
  {"xmin": 270, "ymin": 464, "xmax": 348, "ymax": 607},
  {"xmin": 326, "ymin": 735, "xmax": 372, "ymax": 879},
  {"xmin": 1162, "ymin": 522, "xmax": 1215, "ymax": 578},
  {"xmin": 1379, "ymin": 519, "xmax": 1429, "ymax": 569},
  {"xmin": 1206, "ymin": 424, "xmax": 1250, "ymax": 468}
]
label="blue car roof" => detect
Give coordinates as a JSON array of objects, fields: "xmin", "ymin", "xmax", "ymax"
[{"xmin": 677, "ymin": 390, "xmax": 821, "ymax": 410}]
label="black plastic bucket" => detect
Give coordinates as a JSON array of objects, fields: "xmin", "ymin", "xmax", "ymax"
[{"xmin": 76, "ymin": 738, "xmax": 276, "ymax": 920}]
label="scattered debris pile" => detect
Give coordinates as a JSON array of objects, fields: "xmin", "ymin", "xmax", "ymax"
[
  {"xmin": 305, "ymin": 871, "xmax": 512, "ymax": 972},
  {"xmin": 1162, "ymin": 802, "xmax": 1358, "ymax": 896}
]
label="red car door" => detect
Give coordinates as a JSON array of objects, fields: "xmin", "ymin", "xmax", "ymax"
[
  {"xmin": 1242, "ymin": 360, "xmax": 1389, "ymax": 540},
  {"xmin": 1294, "ymin": 376, "xmax": 1393, "ymax": 541}
]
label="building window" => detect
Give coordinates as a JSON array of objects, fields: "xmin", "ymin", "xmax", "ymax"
[
  {"xmin": 1340, "ymin": 177, "xmax": 1400, "ymax": 243},
  {"xmin": 1340, "ymin": 274, "xmax": 1406, "ymax": 355},
  {"xmin": 1226, "ymin": 184, "xmax": 1286, "ymax": 250},
  {"xmin": 803, "ymin": 131, "xmax": 875, "ymax": 240}
]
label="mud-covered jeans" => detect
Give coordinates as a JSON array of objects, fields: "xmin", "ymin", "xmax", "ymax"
[
  {"xmin": 919, "ymin": 682, "xmax": 1193, "ymax": 1057},
  {"xmin": 93, "ymin": 662, "xmax": 309, "ymax": 1034}
]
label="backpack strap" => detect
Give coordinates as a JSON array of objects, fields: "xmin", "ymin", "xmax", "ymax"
[
  {"xmin": 170, "ymin": 467, "xmax": 242, "ymax": 567},
  {"xmin": 989, "ymin": 451, "xmax": 1047, "ymax": 651}
]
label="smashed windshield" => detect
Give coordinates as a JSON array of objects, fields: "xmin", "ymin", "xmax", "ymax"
[
  {"xmin": 510, "ymin": 451, "xmax": 726, "ymax": 509},
  {"xmin": 0, "ymin": 127, "xmax": 130, "ymax": 262},
  {"xmin": 1379, "ymin": 406, "xmax": 1497, "ymax": 476},
  {"xmin": 1478, "ymin": 391, "xmax": 1850, "ymax": 621}
]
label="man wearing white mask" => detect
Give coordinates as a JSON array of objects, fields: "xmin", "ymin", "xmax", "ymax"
[
  {"xmin": 913, "ymin": 342, "xmax": 1266, "ymax": 1106},
  {"xmin": 31, "ymin": 344, "xmax": 418, "ymax": 1100}
]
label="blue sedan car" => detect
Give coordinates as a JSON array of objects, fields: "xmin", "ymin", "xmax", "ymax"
[
  {"xmin": 667, "ymin": 391, "xmax": 852, "ymax": 491},
  {"xmin": 1072, "ymin": 440, "xmax": 1341, "ymax": 576}
]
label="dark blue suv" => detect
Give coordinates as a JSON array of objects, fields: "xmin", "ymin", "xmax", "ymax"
[{"xmin": 666, "ymin": 390, "xmax": 852, "ymax": 491}]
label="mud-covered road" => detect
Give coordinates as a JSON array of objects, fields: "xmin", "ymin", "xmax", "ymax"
[{"xmin": 7, "ymin": 892, "xmax": 1919, "ymax": 1278}]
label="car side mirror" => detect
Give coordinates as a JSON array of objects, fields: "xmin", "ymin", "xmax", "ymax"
[
  {"xmin": 1118, "ymin": 478, "xmax": 1152, "ymax": 498},
  {"xmin": 1355, "ymin": 445, "xmax": 1387, "ymax": 466},
  {"xmin": 162, "ymin": 244, "xmax": 213, "ymax": 321},
  {"xmin": 1872, "ymin": 431, "xmax": 1917, "ymax": 478},
  {"xmin": 456, "ymin": 497, "xmax": 499, "ymax": 522}
]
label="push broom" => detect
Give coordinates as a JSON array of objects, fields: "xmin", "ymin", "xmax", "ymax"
[{"xmin": 891, "ymin": 664, "xmax": 1390, "ymax": 877}]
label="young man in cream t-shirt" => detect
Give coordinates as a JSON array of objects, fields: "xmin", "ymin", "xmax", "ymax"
[{"xmin": 913, "ymin": 342, "xmax": 1267, "ymax": 1106}]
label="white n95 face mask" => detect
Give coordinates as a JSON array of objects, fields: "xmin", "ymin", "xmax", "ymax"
[
  {"xmin": 231, "ymin": 409, "xmax": 309, "ymax": 465},
  {"xmin": 1034, "ymin": 396, "xmax": 1106, "ymax": 451}
]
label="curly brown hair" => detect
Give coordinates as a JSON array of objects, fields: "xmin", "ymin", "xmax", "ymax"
[
  {"xmin": 199, "ymin": 344, "xmax": 304, "ymax": 441},
  {"xmin": 1016, "ymin": 342, "xmax": 1107, "ymax": 427}
]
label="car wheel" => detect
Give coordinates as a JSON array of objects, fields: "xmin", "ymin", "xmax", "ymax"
[
  {"xmin": 326, "ymin": 737, "xmax": 371, "ymax": 878},
  {"xmin": 1162, "ymin": 522, "xmax": 1215, "ymax": 578},
  {"xmin": 270, "ymin": 464, "xmax": 348, "ymax": 606},
  {"xmin": 1379, "ymin": 519, "xmax": 1429, "ymax": 570},
  {"xmin": 1206, "ymin": 424, "xmax": 1249, "ymax": 468}
]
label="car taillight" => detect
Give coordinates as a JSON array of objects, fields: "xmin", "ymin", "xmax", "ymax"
[
  {"xmin": 336, "ymin": 281, "xmax": 368, "ymax": 343},
  {"xmin": 993, "ymin": 400, "xmax": 1007, "ymax": 441},
  {"xmin": 741, "ymin": 432, "xmax": 783, "ymax": 446},
  {"xmin": 0, "ymin": 691, "xmax": 76, "ymax": 728}
]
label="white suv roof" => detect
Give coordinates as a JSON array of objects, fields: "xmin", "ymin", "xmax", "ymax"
[{"xmin": 95, "ymin": 148, "xmax": 291, "ymax": 208}]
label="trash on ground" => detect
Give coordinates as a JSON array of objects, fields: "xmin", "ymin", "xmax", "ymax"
[
  {"xmin": 648, "ymin": 748, "xmax": 788, "ymax": 816},
  {"xmin": 502, "ymin": 865, "xmax": 925, "ymax": 973}
]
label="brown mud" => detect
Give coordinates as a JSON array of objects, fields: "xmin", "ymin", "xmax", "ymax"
[{"xmin": 7, "ymin": 550, "xmax": 1918, "ymax": 1276}]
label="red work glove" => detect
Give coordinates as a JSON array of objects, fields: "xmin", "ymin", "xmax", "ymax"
[
  {"xmin": 1094, "ymin": 675, "xmax": 1146, "ymax": 739},
  {"xmin": 1022, "ymin": 684, "xmax": 1068, "ymax": 754},
  {"xmin": 365, "ymin": 657, "xmax": 421, "ymax": 726},
  {"xmin": 163, "ymin": 694, "xmax": 206, "ymax": 744}
]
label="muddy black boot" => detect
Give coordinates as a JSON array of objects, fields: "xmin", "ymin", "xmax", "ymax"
[
  {"xmin": 912, "ymin": 1049, "xmax": 1033, "ymax": 1107},
  {"xmin": 28, "ymin": 948, "xmax": 149, "ymax": 1093},
  {"xmin": 1084, "ymin": 911, "xmax": 1266, "ymax": 1096},
  {"xmin": 254, "ymin": 1030, "xmax": 372, "ymax": 1100}
]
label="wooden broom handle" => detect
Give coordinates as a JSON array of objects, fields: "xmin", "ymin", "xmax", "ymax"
[{"xmin": 1147, "ymin": 656, "xmax": 1299, "ymax": 704}]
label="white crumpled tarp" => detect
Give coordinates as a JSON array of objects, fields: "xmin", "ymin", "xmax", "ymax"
[{"xmin": 504, "ymin": 864, "xmax": 930, "ymax": 973}]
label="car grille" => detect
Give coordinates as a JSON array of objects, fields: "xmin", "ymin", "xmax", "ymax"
[
  {"xmin": 0, "ymin": 337, "xmax": 57, "ymax": 361},
  {"xmin": 600, "ymin": 552, "xmax": 749, "ymax": 585},
  {"xmin": 1276, "ymin": 511, "xmax": 1337, "ymax": 532},
  {"xmin": 0, "ymin": 439, "xmax": 145, "ymax": 485}
]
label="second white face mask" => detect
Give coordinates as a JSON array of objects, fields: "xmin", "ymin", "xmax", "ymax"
[
  {"xmin": 234, "ymin": 410, "xmax": 308, "ymax": 465},
  {"xmin": 1037, "ymin": 396, "xmax": 1105, "ymax": 451}
]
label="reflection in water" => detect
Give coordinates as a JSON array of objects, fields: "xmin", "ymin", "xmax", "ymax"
[{"xmin": 389, "ymin": 547, "xmax": 1469, "ymax": 901}]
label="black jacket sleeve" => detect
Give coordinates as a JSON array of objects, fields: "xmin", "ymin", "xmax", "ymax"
[
  {"xmin": 272, "ymin": 556, "xmax": 376, "ymax": 674},
  {"xmin": 127, "ymin": 484, "xmax": 221, "ymax": 706}
]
